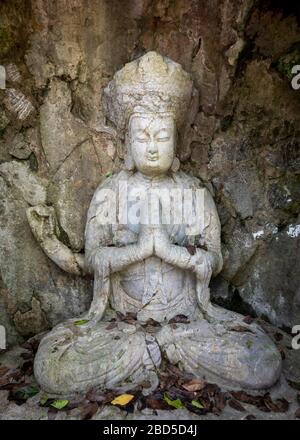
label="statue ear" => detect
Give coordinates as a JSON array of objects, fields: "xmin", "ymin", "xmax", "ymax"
[{"xmin": 171, "ymin": 156, "xmax": 180, "ymax": 172}]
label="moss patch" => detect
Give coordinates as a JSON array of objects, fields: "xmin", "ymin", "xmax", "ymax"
[{"xmin": 276, "ymin": 49, "xmax": 300, "ymax": 81}]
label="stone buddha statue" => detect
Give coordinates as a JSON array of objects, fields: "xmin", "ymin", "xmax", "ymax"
[{"xmin": 30, "ymin": 52, "xmax": 281, "ymax": 396}]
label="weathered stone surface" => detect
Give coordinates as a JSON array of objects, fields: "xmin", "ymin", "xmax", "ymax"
[{"xmin": 0, "ymin": 161, "xmax": 92, "ymax": 339}]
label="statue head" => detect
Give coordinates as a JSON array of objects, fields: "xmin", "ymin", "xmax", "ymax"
[
  {"xmin": 127, "ymin": 112, "xmax": 176, "ymax": 176},
  {"xmin": 103, "ymin": 51, "xmax": 198, "ymax": 174}
]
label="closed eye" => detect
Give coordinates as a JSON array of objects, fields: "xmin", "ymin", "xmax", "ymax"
[{"xmin": 156, "ymin": 136, "xmax": 170, "ymax": 142}]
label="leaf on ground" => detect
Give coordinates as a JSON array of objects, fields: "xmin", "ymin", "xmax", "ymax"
[
  {"xmin": 86, "ymin": 388, "xmax": 115, "ymax": 404},
  {"xmin": 228, "ymin": 398, "xmax": 246, "ymax": 412},
  {"xmin": 163, "ymin": 393, "xmax": 185, "ymax": 409},
  {"xmin": 9, "ymin": 384, "xmax": 40, "ymax": 404},
  {"xmin": 21, "ymin": 360, "xmax": 33, "ymax": 375},
  {"xmin": 231, "ymin": 390, "xmax": 261, "ymax": 406},
  {"xmin": 182, "ymin": 378, "xmax": 206, "ymax": 392},
  {"xmin": 51, "ymin": 399, "xmax": 69, "ymax": 410},
  {"xmin": 74, "ymin": 319, "xmax": 89, "ymax": 326},
  {"xmin": 263, "ymin": 394, "xmax": 289, "ymax": 413},
  {"xmin": 21, "ymin": 351, "xmax": 34, "ymax": 360},
  {"xmin": 214, "ymin": 392, "xmax": 227, "ymax": 412},
  {"xmin": 0, "ymin": 366, "xmax": 9, "ymax": 377},
  {"xmin": 145, "ymin": 394, "xmax": 169, "ymax": 410},
  {"xmin": 295, "ymin": 408, "xmax": 300, "ymax": 419},
  {"xmin": 80, "ymin": 402, "xmax": 99, "ymax": 420},
  {"xmin": 40, "ymin": 394, "xmax": 49, "ymax": 406},
  {"xmin": 111, "ymin": 394, "xmax": 134, "ymax": 406},
  {"xmin": 191, "ymin": 399, "xmax": 204, "ymax": 409},
  {"xmin": 159, "ymin": 372, "xmax": 177, "ymax": 390},
  {"xmin": 21, "ymin": 338, "xmax": 40, "ymax": 354},
  {"xmin": 245, "ymin": 414, "xmax": 256, "ymax": 420}
]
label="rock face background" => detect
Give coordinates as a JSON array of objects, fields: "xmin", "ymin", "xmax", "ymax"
[{"xmin": 0, "ymin": 0, "xmax": 299, "ymax": 345}]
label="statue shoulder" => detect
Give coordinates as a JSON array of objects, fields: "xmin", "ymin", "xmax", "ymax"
[
  {"xmin": 173, "ymin": 170, "xmax": 206, "ymax": 190},
  {"xmin": 94, "ymin": 170, "xmax": 130, "ymax": 193}
]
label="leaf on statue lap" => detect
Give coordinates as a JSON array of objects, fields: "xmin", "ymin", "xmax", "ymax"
[
  {"xmin": 105, "ymin": 322, "xmax": 118, "ymax": 330},
  {"xmin": 163, "ymin": 392, "xmax": 185, "ymax": 409},
  {"xmin": 116, "ymin": 311, "xmax": 137, "ymax": 324},
  {"xmin": 144, "ymin": 318, "xmax": 161, "ymax": 327},
  {"xmin": 168, "ymin": 314, "xmax": 190, "ymax": 324},
  {"xmin": 243, "ymin": 315, "xmax": 254, "ymax": 324},
  {"xmin": 185, "ymin": 245, "xmax": 196, "ymax": 255},
  {"xmin": 51, "ymin": 399, "xmax": 69, "ymax": 410},
  {"xmin": 74, "ymin": 319, "xmax": 89, "ymax": 326},
  {"xmin": 230, "ymin": 325, "xmax": 254, "ymax": 333}
]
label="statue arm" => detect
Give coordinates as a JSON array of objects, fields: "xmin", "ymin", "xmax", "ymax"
[
  {"xmin": 26, "ymin": 205, "xmax": 91, "ymax": 277},
  {"xmin": 85, "ymin": 218, "xmax": 153, "ymax": 275}
]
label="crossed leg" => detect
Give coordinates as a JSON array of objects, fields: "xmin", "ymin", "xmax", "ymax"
[
  {"xmin": 156, "ymin": 317, "xmax": 282, "ymax": 390},
  {"xmin": 34, "ymin": 320, "xmax": 159, "ymax": 396}
]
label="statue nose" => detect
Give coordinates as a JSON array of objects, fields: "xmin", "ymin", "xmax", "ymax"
[{"xmin": 147, "ymin": 140, "xmax": 158, "ymax": 154}]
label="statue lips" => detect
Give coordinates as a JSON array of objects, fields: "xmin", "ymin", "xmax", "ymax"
[{"xmin": 147, "ymin": 154, "xmax": 159, "ymax": 162}]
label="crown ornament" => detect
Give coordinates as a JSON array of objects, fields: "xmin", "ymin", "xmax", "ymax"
[{"xmin": 103, "ymin": 51, "xmax": 198, "ymax": 136}]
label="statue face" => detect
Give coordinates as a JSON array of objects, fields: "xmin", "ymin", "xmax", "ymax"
[{"xmin": 129, "ymin": 113, "xmax": 175, "ymax": 176}]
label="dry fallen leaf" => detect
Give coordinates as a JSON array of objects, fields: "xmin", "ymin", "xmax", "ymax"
[
  {"xmin": 111, "ymin": 394, "xmax": 134, "ymax": 406},
  {"xmin": 182, "ymin": 378, "xmax": 206, "ymax": 392}
]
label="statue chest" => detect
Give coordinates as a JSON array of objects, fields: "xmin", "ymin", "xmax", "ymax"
[{"xmin": 111, "ymin": 256, "xmax": 198, "ymax": 323}]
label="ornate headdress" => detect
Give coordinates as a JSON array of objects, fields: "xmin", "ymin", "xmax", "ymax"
[{"xmin": 103, "ymin": 51, "xmax": 198, "ymax": 136}]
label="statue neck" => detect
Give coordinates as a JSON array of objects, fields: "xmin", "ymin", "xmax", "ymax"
[{"xmin": 135, "ymin": 171, "xmax": 169, "ymax": 183}]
